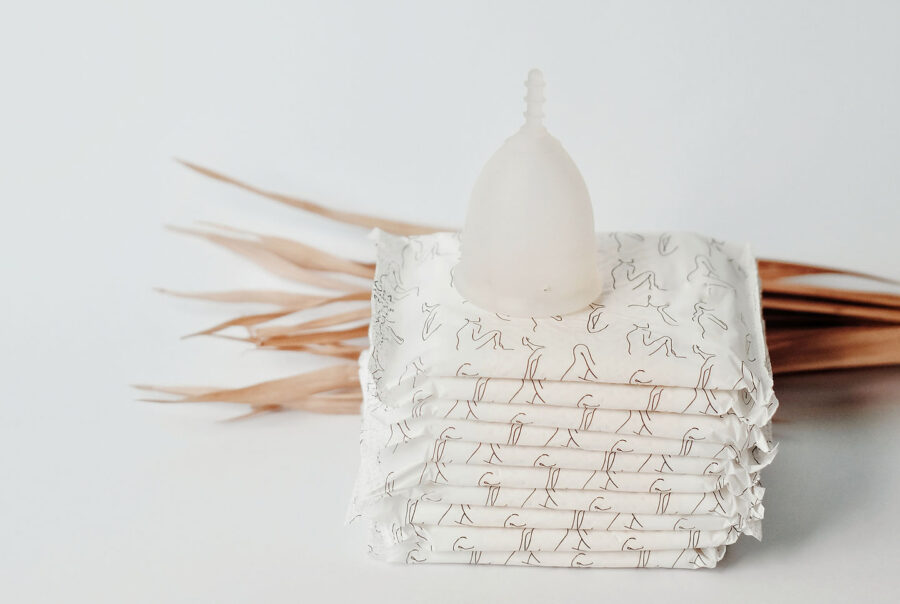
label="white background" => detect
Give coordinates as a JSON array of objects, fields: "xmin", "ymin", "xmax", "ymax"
[{"xmin": 2, "ymin": 1, "xmax": 900, "ymax": 602}]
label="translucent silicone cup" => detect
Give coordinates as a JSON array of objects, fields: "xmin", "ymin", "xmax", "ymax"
[{"xmin": 455, "ymin": 70, "xmax": 602, "ymax": 317}]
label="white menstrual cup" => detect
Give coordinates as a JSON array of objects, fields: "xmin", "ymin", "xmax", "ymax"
[{"xmin": 454, "ymin": 69, "xmax": 603, "ymax": 317}]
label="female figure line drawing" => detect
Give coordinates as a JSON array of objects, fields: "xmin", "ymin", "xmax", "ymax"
[
  {"xmin": 586, "ymin": 303, "xmax": 609, "ymax": 333},
  {"xmin": 692, "ymin": 302, "xmax": 728, "ymax": 339},
  {"xmin": 658, "ymin": 233, "xmax": 679, "ymax": 256},
  {"xmin": 420, "ymin": 302, "xmax": 443, "ymax": 341},
  {"xmin": 455, "ymin": 318, "xmax": 509, "ymax": 351},
  {"xmin": 561, "ymin": 344, "xmax": 599, "ymax": 380},
  {"xmin": 611, "ymin": 259, "xmax": 666, "ymax": 291},
  {"xmin": 628, "ymin": 295, "xmax": 678, "ymax": 326},
  {"xmin": 610, "ymin": 232, "xmax": 646, "ymax": 253},
  {"xmin": 625, "ymin": 323, "xmax": 686, "ymax": 358},
  {"xmin": 686, "ymin": 254, "xmax": 735, "ymax": 292}
]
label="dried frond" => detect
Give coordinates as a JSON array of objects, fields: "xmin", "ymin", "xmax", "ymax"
[{"xmin": 144, "ymin": 163, "xmax": 900, "ymax": 416}]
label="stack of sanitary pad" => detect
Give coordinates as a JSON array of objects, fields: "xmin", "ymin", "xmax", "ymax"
[{"xmin": 349, "ymin": 230, "xmax": 777, "ymax": 569}]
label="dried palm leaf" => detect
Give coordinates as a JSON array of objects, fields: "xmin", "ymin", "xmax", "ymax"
[
  {"xmin": 145, "ymin": 162, "xmax": 900, "ymax": 417},
  {"xmin": 757, "ymin": 259, "xmax": 900, "ymax": 286},
  {"xmin": 169, "ymin": 225, "xmax": 367, "ymax": 293},
  {"xmin": 767, "ymin": 326, "xmax": 900, "ymax": 374},
  {"xmin": 283, "ymin": 343, "xmax": 368, "ymax": 360},
  {"xmin": 177, "ymin": 159, "xmax": 441, "ymax": 236},
  {"xmin": 155, "ymin": 288, "xmax": 338, "ymax": 307},
  {"xmin": 252, "ymin": 307, "xmax": 372, "ymax": 339},
  {"xmin": 186, "ymin": 310, "xmax": 296, "ymax": 339},
  {"xmin": 137, "ymin": 364, "xmax": 359, "ymax": 410},
  {"xmin": 761, "ymin": 280, "xmax": 900, "ymax": 309},
  {"xmin": 198, "ymin": 222, "xmax": 376, "ymax": 279},
  {"xmin": 762, "ymin": 295, "xmax": 900, "ymax": 324},
  {"xmin": 256, "ymin": 324, "xmax": 370, "ymax": 348}
]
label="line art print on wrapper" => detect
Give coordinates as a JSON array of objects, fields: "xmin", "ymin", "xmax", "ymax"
[{"xmin": 348, "ymin": 229, "xmax": 777, "ymax": 568}]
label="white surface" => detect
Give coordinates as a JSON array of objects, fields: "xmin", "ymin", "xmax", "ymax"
[{"xmin": 2, "ymin": 1, "xmax": 900, "ymax": 602}]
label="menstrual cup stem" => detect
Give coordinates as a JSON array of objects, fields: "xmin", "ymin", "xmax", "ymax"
[{"xmin": 523, "ymin": 69, "xmax": 545, "ymax": 129}]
